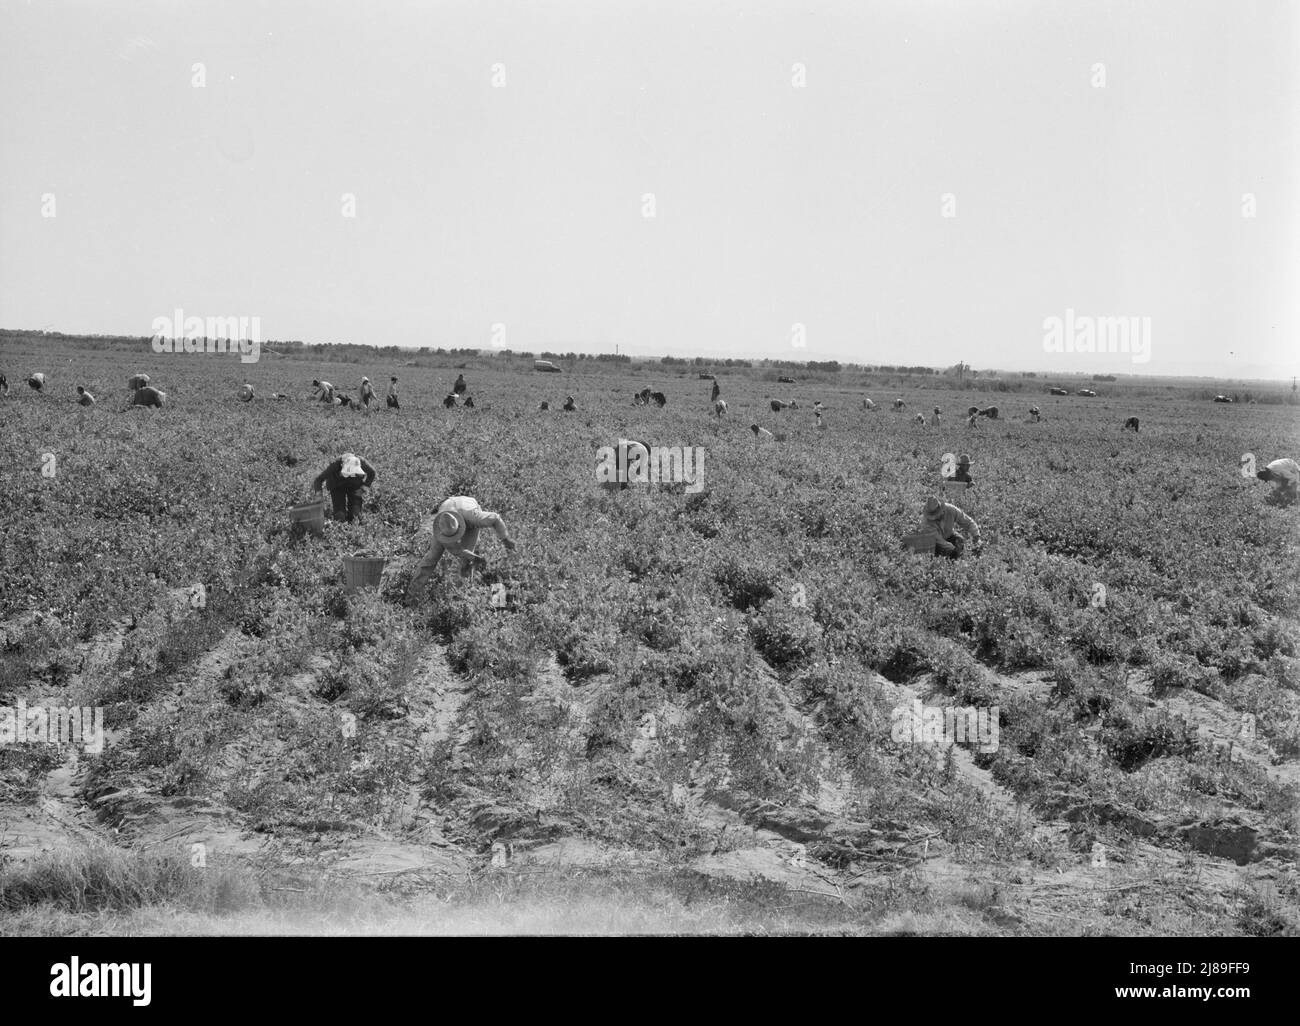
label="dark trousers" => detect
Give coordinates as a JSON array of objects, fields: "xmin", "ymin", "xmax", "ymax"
[
  {"xmin": 329, "ymin": 486, "xmax": 364, "ymax": 522},
  {"xmin": 386, "ymin": 395, "xmax": 399, "ymax": 409},
  {"xmin": 934, "ymin": 534, "xmax": 965, "ymax": 559}
]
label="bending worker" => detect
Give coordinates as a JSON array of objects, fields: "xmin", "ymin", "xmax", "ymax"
[
  {"xmin": 1256, "ymin": 457, "xmax": 1299, "ymax": 504},
  {"xmin": 407, "ymin": 496, "xmax": 516, "ymax": 597},
  {"xmin": 915, "ymin": 495, "xmax": 982, "ymax": 559},
  {"xmin": 312, "ymin": 451, "xmax": 376, "ymax": 523}
]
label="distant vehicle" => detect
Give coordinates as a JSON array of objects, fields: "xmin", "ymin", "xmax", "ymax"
[
  {"xmin": 777, "ymin": 376, "xmax": 797, "ymax": 384},
  {"xmin": 1049, "ymin": 387, "xmax": 1069, "ymax": 396},
  {"xmin": 1213, "ymin": 394, "xmax": 1234, "ymax": 403},
  {"xmin": 1077, "ymin": 389, "xmax": 1097, "ymax": 397},
  {"xmin": 533, "ymin": 360, "xmax": 561, "ymax": 373}
]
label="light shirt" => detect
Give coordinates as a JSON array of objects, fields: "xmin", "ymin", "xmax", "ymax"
[
  {"xmin": 918, "ymin": 502, "xmax": 981, "ymax": 544},
  {"xmin": 1266, "ymin": 458, "xmax": 1299, "ymax": 486}
]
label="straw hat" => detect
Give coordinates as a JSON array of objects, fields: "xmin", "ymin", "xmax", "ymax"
[
  {"xmin": 924, "ymin": 496, "xmax": 944, "ymax": 519},
  {"xmin": 339, "ymin": 453, "xmax": 364, "ymax": 477},
  {"xmin": 433, "ymin": 509, "xmax": 466, "ymax": 544}
]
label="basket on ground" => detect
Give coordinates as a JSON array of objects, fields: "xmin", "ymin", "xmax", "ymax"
[
  {"xmin": 343, "ymin": 552, "xmax": 386, "ymax": 592},
  {"xmin": 901, "ymin": 531, "xmax": 936, "ymax": 554},
  {"xmin": 288, "ymin": 499, "xmax": 326, "ymax": 536}
]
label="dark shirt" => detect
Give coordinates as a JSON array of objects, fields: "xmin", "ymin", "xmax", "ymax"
[{"xmin": 314, "ymin": 457, "xmax": 376, "ymax": 493}]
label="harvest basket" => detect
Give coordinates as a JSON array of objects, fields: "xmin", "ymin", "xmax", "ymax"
[
  {"xmin": 343, "ymin": 552, "xmax": 386, "ymax": 592},
  {"xmin": 288, "ymin": 499, "xmax": 326, "ymax": 536},
  {"xmin": 901, "ymin": 531, "xmax": 937, "ymax": 554}
]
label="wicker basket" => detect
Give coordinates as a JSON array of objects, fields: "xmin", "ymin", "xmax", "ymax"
[
  {"xmin": 288, "ymin": 499, "xmax": 326, "ymax": 536},
  {"xmin": 343, "ymin": 552, "xmax": 386, "ymax": 592}
]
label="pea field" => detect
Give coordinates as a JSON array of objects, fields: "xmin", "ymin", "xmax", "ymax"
[{"xmin": 2, "ymin": 332, "xmax": 1297, "ymax": 935}]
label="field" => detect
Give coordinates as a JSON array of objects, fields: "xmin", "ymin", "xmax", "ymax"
[{"xmin": 2, "ymin": 333, "xmax": 1298, "ymax": 935}]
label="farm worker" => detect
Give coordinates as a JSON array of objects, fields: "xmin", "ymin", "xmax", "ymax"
[
  {"xmin": 312, "ymin": 452, "xmax": 376, "ymax": 523},
  {"xmin": 453, "ymin": 373, "xmax": 467, "ymax": 396},
  {"xmin": 311, "ymin": 379, "xmax": 335, "ymax": 402},
  {"xmin": 132, "ymin": 386, "xmax": 166, "ymax": 408},
  {"xmin": 1256, "ymin": 458, "xmax": 1299, "ymax": 503},
  {"xmin": 948, "ymin": 453, "xmax": 973, "ymax": 484},
  {"xmin": 714, "ymin": 398, "xmax": 727, "ymax": 417},
  {"xmin": 407, "ymin": 497, "xmax": 517, "ymax": 596},
  {"xmin": 359, "ymin": 376, "xmax": 376, "ymax": 407},
  {"xmin": 711, "ymin": 380, "xmax": 720, "ymax": 402},
  {"xmin": 443, "ymin": 393, "xmax": 458, "ymax": 409},
  {"xmin": 915, "ymin": 496, "xmax": 982, "ymax": 559},
  {"xmin": 966, "ymin": 411, "xmax": 979, "ymax": 428},
  {"xmin": 751, "ymin": 424, "xmax": 774, "ymax": 439},
  {"xmin": 76, "ymin": 386, "xmax": 95, "ymax": 407},
  {"xmin": 127, "ymin": 373, "xmax": 150, "ymax": 391},
  {"xmin": 238, "ymin": 383, "xmax": 254, "ymax": 402},
  {"xmin": 28, "ymin": 372, "xmax": 46, "ymax": 391},
  {"xmin": 0, "ymin": 374, "xmax": 7, "ymax": 395},
  {"xmin": 386, "ymin": 376, "xmax": 400, "ymax": 409},
  {"xmin": 562, "ymin": 395, "xmax": 577, "ymax": 411},
  {"xmin": 1028, "ymin": 405, "xmax": 1040, "ymax": 423}
]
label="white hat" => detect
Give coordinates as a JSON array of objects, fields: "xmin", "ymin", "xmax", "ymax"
[
  {"xmin": 434, "ymin": 510, "xmax": 466, "ymax": 543},
  {"xmin": 339, "ymin": 453, "xmax": 364, "ymax": 477}
]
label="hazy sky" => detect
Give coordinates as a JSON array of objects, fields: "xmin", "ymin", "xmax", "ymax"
[{"xmin": 2, "ymin": 0, "xmax": 1296, "ymax": 376}]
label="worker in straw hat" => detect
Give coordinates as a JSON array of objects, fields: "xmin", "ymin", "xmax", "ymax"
[
  {"xmin": 947, "ymin": 453, "xmax": 974, "ymax": 485},
  {"xmin": 359, "ymin": 376, "xmax": 376, "ymax": 407},
  {"xmin": 911, "ymin": 495, "xmax": 982, "ymax": 559},
  {"xmin": 312, "ymin": 451, "xmax": 376, "ymax": 523},
  {"xmin": 406, "ymin": 497, "xmax": 517, "ymax": 598}
]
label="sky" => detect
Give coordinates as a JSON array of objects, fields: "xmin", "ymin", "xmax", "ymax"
[{"xmin": 1, "ymin": 0, "xmax": 1296, "ymax": 378}]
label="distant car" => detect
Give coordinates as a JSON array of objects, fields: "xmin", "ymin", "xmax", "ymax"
[
  {"xmin": 533, "ymin": 360, "xmax": 561, "ymax": 373},
  {"xmin": 1077, "ymin": 389, "xmax": 1097, "ymax": 397},
  {"xmin": 1213, "ymin": 394, "xmax": 1234, "ymax": 403},
  {"xmin": 1049, "ymin": 387, "xmax": 1069, "ymax": 396},
  {"xmin": 777, "ymin": 376, "xmax": 797, "ymax": 384}
]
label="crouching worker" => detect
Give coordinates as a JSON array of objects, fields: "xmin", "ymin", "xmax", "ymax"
[
  {"xmin": 312, "ymin": 451, "xmax": 376, "ymax": 523},
  {"xmin": 1256, "ymin": 457, "xmax": 1299, "ymax": 505},
  {"xmin": 406, "ymin": 497, "xmax": 516, "ymax": 597},
  {"xmin": 910, "ymin": 495, "xmax": 982, "ymax": 559},
  {"xmin": 131, "ymin": 385, "xmax": 167, "ymax": 408}
]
